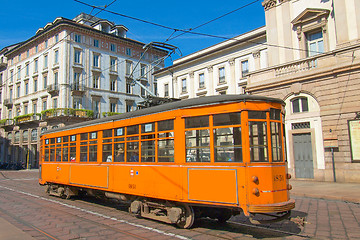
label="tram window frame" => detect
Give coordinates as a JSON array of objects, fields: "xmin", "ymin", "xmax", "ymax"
[
  {"xmin": 157, "ymin": 119, "xmax": 175, "ymax": 162},
  {"xmin": 271, "ymin": 121, "xmax": 283, "ymax": 162},
  {"xmin": 62, "ymin": 143, "xmax": 69, "ymax": 162},
  {"xmin": 249, "ymin": 121, "xmax": 268, "ymax": 162},
  {"xmin": 126, "ymin": 125, "xmax": 140, "ymax": 162},
  {"xmin": 141, "ymin": 122, "xmax": 155, "ymax": 162},
  {"xmin": 185, "ymin": 115, "xmax": 211, "ymax": 163},
  {"xmin": 248, "ymin": 111, "xmax": 267, "ymax": 120},
  {"xmin": 213, "ymin": 112, "xmax": 242, "ymax": 162}
]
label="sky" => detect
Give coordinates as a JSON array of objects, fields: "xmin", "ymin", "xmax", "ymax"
[{"xmin": 0, "ymin": 0, "xmax": 265, "ymax": 65}]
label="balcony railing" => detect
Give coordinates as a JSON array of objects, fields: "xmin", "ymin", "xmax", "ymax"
[
  {"xmin": 47, "ymin": 84, "xmax": 59, "ymax": 95},
  {"xmin": 274, "ymin": 58, "xmax": 318, "ymax": 77},
  {"xmin": 71, "ymin": 83, "xmax": 86, "ymax": 96},
  {"xmin": 0, "ymin": 119, "xmax": 14, "ymax": 127},
  {"xmin": 14, "ymin": 113, "xmax": 41, "ymax": 125},
  {"xmin": 4, "ymin": 98, "xmax": 13, "ymax": 107},
  {"xmin": 41, "ymin": 108, "xmax": 94, "ymax": 119}
]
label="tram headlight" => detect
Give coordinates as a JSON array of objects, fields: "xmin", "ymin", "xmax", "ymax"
[
  {"xmin": 252, "ymin": 176, "xmax": 259, "ymax": 184},
  {"xmin": 252, "ymin": 188, "xmax": 260, "ymax": 196},
  {"xmin": 287, "ymin": 184, "xmax": 292, "ymax": 190},
  {"xmin": 286, "ymin": 173, "xmax": 292, "ymax": 179}
]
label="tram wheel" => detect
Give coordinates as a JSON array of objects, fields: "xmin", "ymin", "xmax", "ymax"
[{"xmin": 176, "ymin": 204, "xmax": 195, "ymax": 229}]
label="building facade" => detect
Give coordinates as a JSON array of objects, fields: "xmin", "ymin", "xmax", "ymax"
[
  {"xmin": 0, "ymin": 13, "xmax": 167, "ymax": 169},
  {"xmin": 155, "ymin": 0, "xmax": 360, "ymax": 183}
]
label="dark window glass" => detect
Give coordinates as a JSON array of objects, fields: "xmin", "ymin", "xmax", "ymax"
[
  {"xmin": 185, "ymin": 129, "xmax": 210, "ymax": 162},
  {"xmin": 158, "ymin": 119, "xmax": 174, "ymax": 131},
  {"xmin": 56, "ymin": 148, "xmax": 61, "ymax": 162},
  {"xmin": 103, "ymin": 129, "xmax": 113, "ymax": 138},
  {"xmin": 70, "ymin": 147, "xmax": 76, "ymax": 162},
  {"xmin": 62, "ymin": 147, "xmax": 69, "ymax": 162},
  {"xmin": 292, "ymin": 99, "xmax": 300, "ymax": 113},
  {"xmin": 89, "ymin": 145, "xmax": 97, "ymax": 162},
  {"xmin": 301, "ymin": 98, "xmax": 309, "ymax": 112},
  {"xmin": 141, "ymin": 140, "xmax": 155, "ymax": 162},
  {"xmin": 70, "ymin": 135, "xmax": 76, "ymax": 142},
  {"xmin": 80, "ymin": 146, "xmax": 88, "ymax": 162},
  {"xmin": 63, "ymin": 136, "xmax": 69, "ymax": 142},
  {"xmin": 271, "ymin": 122, "xmax": 283, "ymax": 162},
  {"xmin": 103, "ymin": 144, "xmax": 113, "ymax": 162},
  {"xmin": 50, "ymin": 138, "xmax": 55, "ymax": 144},
  {"xmin": 158, "ymin": 139, "xmax": 174, "ymax": 162},
  {"xmin": 185, "ymin": 116, "xmax": 209, "ymax": 129},
  {"xmin": 81, "ymin": 133, "xmax": 88, "ymax": 140},
  {"xmin": 270, "ymin": 109, "xmax": 281, "ymax": 120},
  {"xmin": 214, "ymin": 127, "xmax": 242, "ymax": 162},
  {"xmin": 114, "ymin": 143, "xmax": 125, "ymax": 162},
  {"xmin": 142, "ymin": 123, "xmax": 155, "ymax": 133},
  {"xmin": 213, "ymin": 112, "xmax": 241, "ymax": 126},
  {"xmin": 249, "ymin": 121, "xmax": 268, "ymax": 162},
  {"xmin": 127, "ymin": 125, "xmax": 139, "ymax": 135},
  {"xmin": 127, "ymin": 142, "xmax": 139, "ymax": 162},
  {"xmin": 248, "ymin": 111, "xmax": 267, "ymax": 120}
]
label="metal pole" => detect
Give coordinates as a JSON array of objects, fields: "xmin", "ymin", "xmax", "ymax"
[{"xmin": 331, "ymin": 147, "xmax": 336, "ymax": 182}]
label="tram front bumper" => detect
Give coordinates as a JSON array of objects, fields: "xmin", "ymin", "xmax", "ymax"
[{"xmin": 248, "ymin": 199, "xmax": 295, "ymax": 213}]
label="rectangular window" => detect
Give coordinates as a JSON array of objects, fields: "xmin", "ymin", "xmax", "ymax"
[
  {"xmin": 25, "ymin": 82, "xmax": 29, "ymax": 95},
  {"xmin": 241, "ymin": 60, "xmax": 249, "ymax": 78},
  {"xmin": 140, "ymin": 64, "xmax": 147, "ymax": 79},
  {"xmin": 16, "ymin": 85, "xmax": 20, "ymax": 98},
  {"xmin": 93, "ymin": 54, "xmax": 100, "ymax": 68},
  {"xmin": 110, "ymin": 102, "xmax": 116, "ymax": 112},
  {"xmin": 55, "ymin": 34, "xmax": 59, "ymax": 43},
  {"xmin": 17, "ymin": 67, "xmax": 21, "ymax": 80},
  {"xmin": 199, "ymin": 73, "xmax": 205, "ymax": 89},
  {"xmin": 93, "ymin": 75, "xmax": 99, "ymax": 88},
  {"xmin": 185, "ymin": 115, "xmax": 209, "ymax": 128},
  {"xmin": 307, "ymin": 31, "xmax": 324, "ymax": 57},
  {"xmin": 94, "ymin": 39, "xmax": 99, "ymax": 48},
  {"xmin": 75, "ymin": 34, "xmax": 81, "ymax": 43},
  {"xmin": 110, "ymin": 44, "xmax": 116, "ymax": 52},
  {"xmin": 43, "ymin": 75, "xmax": 47, "ymax": 89},
  {"xmin": 42, "ymin": 100, "xmax": 47, "ymax": 111},
  {"xmin": 53, "ymin": 98, "xmax": 58, "ymax": 108},
  {"xmin": 126, "ymin": 61, "xmax": 132, "ymax": 75},
  {"xmin": 186, "ymin": 129, "xmax": 210, "ymax": 162},
  {"xmin": 249, "ymin": 121, "xmax": 268, "ymax": 162},
  {"xmin": 44, "ymin": 55, "xmax": 48, "ymax": 69},
  {"xmin": 110, "ymin": 79, "xmax": 116, "ymax": 91},
  {"xmin": 158, "ymin": 119, "xmax": 174, "ymax": 162},
  {"xmin": 54, "ymin": 50, "xmax": 59, "ymax": 64},
  {"xmin": 103, "ymin": 144, "xmax": 113, "ymax": 162},
  {"xmin": 10, "ymin": 70, "xmax": 13, "ymax": 82},
  {"xmin": 34, "ymin": 59, "xmax": 38, "ymax": 73},
  {"xmin": 219, "ymin": 67, "xmax": 225, "ymax": 83},
  {"xmin": 25, "ymin": 63, "xmax": 29, "ymax": 76},
  {"xmin": 110, "ymin": 58, "xmax": 117, "ymax": 72},
  {"xmin": 33, "ymin": 103, "xmax": 37, "ymax": 114},
  {"xmin": 182, "ymin": 78, "xmax": 187, "ymax": 93},
  {"xmin": 126, "ymin": 48, "xmax": 132, "ymax": 56},
  {"xmin": 45, "ymin": 40, "xmax": 48, "ymax": 48},
  {"xmin": 164, "ymin": 84, "xmax": 169, "ymax": 97},
  {"xmin": 74, "ymin": 50, "xmax": 81, "ymax": 64},
  {"xmin": 271, "ymin": 122, "xmax": 283, "ymax": 162}
]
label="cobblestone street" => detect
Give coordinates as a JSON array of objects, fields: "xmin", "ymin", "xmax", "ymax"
[{"xmin": 0, "ymin": 170, "xmax": 359, "ymax": 239}]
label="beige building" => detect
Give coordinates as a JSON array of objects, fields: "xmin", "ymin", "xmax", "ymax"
[
  {"xmin": 0, "ymin": 13, "xmax": 167, "ymax": 169},
  {"xmin": 155, "ymin": 0, "xmax": 360, "ymax": 183}
]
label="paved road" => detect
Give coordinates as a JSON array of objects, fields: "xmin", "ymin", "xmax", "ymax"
[{"xmin": 0, "ymin": 170, "xmax": 359, "ymax": 239}]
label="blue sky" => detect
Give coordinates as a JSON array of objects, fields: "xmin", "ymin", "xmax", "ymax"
[{"xmin": 0, "ymin": 0, "xmax": 265, "ymax": 63}]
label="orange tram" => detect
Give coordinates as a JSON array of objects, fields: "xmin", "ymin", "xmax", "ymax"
[{"xmin": 39, "ymin": 95, "xmax": 295, "ymax": 228}]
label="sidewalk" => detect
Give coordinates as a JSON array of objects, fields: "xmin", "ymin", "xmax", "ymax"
[
  {"xmin": 290, "ymin": 179, "xmax": 360, "ymax": 204},
  {"xmin": 0, "ymin": 217, "xmax": 35, "ymax": 240}
]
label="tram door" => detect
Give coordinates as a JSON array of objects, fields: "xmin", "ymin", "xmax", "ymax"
[{"xmin": 293, "ymin": 133, "xmax": 314, "ymax": 179}]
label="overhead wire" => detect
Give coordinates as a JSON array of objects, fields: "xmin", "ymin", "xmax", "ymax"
[{"xmin": 74, "ymin": 0, "xmax": 355, "ymax": 59}]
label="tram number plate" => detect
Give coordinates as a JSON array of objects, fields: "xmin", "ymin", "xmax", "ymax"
[
  {"xmin": 128, "ymin": 184, "xmax": 136, "ymax": 189},
  {"xmin": 274, "ymin": 175, "xmax": 284, "ymax": 182}
]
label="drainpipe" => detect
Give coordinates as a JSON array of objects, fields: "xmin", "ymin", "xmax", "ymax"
[{"xmin": 331, "ymin": 147, "xmax": 336, "ymax": 182}]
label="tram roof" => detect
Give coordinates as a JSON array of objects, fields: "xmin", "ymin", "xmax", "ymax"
[{"xmin": 42, "ymin": 94, "xmax": 284, "ymax": 135}]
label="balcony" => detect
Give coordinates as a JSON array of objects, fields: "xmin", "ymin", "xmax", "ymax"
[
  {"xmin": 71, "ymin": 83, "xmax": 86, "ymax": 96},
  {"xmin": 0, "ymin": 119, "xmax": 14, "ymax": 130},
  {"xmin": 14, "ymin": 113, "xmax": 41, "ymax": 126},
  {"xmin": 4, "ymin": 98, "xmax": 13, "ymax": 108},
  {"xmin": 41, "ymin": 108, "xmax": 94, "ymax": 121},
  {"xmin": 0, "ymin": 62, "xmax": 7, "ymax": 72},
  {"xmin": 47, "ymin": 84, "xmax": 59, "ymax": 96}
]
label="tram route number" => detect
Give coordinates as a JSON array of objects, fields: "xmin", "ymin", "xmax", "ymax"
[
  {"xmin": 128, "ymin": 184, "xmax": 136, "ymax": 189},
  {"xmin": 274, "ymin": 175, "xmax": 284, "ymax": 182}
]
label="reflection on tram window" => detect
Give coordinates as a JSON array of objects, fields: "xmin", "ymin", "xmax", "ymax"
[
  {"xmin": 185, "ymin": 129, "xmax": 210, "ymax": 162},
  {"xmin": 271, "ymin": 122, "xmax": 283, "ymax": 162},
  {"xmin": 214, "ymin": 127, "xmax": 242, "ymax": 162},
  {"xmin": 213, "ymin": 112, "xmax": 241, "ymax": 126},
  {"xmin": 249, "ymin": 121, "xmax": 268, "ymax": 162},
  {"xmin": 248, "ymin": 111, "xmax": 266, "ymax": 120}
]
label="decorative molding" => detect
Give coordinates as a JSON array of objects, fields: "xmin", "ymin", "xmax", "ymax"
[
  {"xmin": 228, "ymin": 58, "xmax": 235, "ymax": 65},
  {"xmin": 252, "ymin": 50, "xmax": 261, "ymax": 59},
  {"xmin": 262, "ymin": 0, "xmax": 276, "ymax": 11},
  {"xmin": 207, "ymin": 65, "xmax": 213, "ymax": 72}
]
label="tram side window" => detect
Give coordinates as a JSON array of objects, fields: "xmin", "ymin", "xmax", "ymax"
[
  {"xmin": 114, "ymin": 128, "xmax": 125, "ymax": 162},
  {"xmin": 89, "ymin": 132, "xmax": 97, "ymax": 162},
  {"xmin": 127, "ymin": 125, "xmax": 139, "ymax": 162},
  {"xmin": 44, "ymin": 139, "xmax": 50, "ymax": 162},
  {"xmin": 249, "ymin": 121, "xmax": 268, "ymax": 162},
  {"xmin": 62, "ymin": 136, "xmax": 69, "ymax": 162},
  {"xmin": 158, "ymin": 119, "xmax": 174, "ymax": 162},
  {"xmin": 271, "ymin": 122, "xmax": 283, "ymax": 162},
  {"xmin": 185, "ymin": 116, "xmax": 210, "ymax": 162},
  {"xmin": 103, "ymin": 129, "xmax": 113, "ymax": 162},
  {"xmin": 70, "ymin": 135, "xmax": 76, "ymax": 162},
  {"xmin": 56, "ymin": 137, "xmax": 61, "ymax": 162},
  {"xmin": 50, "ymin": 138, "xmax": 56, "ymax": 162},
  {"xmin": 141, "ymin": 123, "xmax": 155, "ymax": 162},
  {"xmin": 213, "ymin": 112, "xmax": 242, "ymax": 162}
]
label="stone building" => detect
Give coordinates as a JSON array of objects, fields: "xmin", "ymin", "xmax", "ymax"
[
  {"xmin": 155, "ymin": 0, "xmax": 360, "ymax": 182},
  {"xmin": 0, "ymin": 13, "xmax": 167, "ymax": 169}
]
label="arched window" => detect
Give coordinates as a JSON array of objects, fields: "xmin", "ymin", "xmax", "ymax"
[
  {"xmin": 291, "ymin": 97, "xmax": 308, "ymax": 113},
  {"xmin": 31, "ymin": 129, "xmax": 38, "ymax": 142},
  {"xmin": 23, "ymin": 130, "xmax": 29, "ymax": 142},
  {"xmin": 14, "ymin": 131, "xmax": 20, "ymax": 143},
  {"xmin": 41, "ymin": 127, "xmax": 47, "ymax": 134},
  {"xmin": 52, "ymin": 125, "xmax": 59, "ymax": 129}
]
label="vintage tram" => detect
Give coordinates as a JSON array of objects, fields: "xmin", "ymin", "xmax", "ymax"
[{"xmin": 39, "ymin": 95, "xmax": 294, "ymax": 228}]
